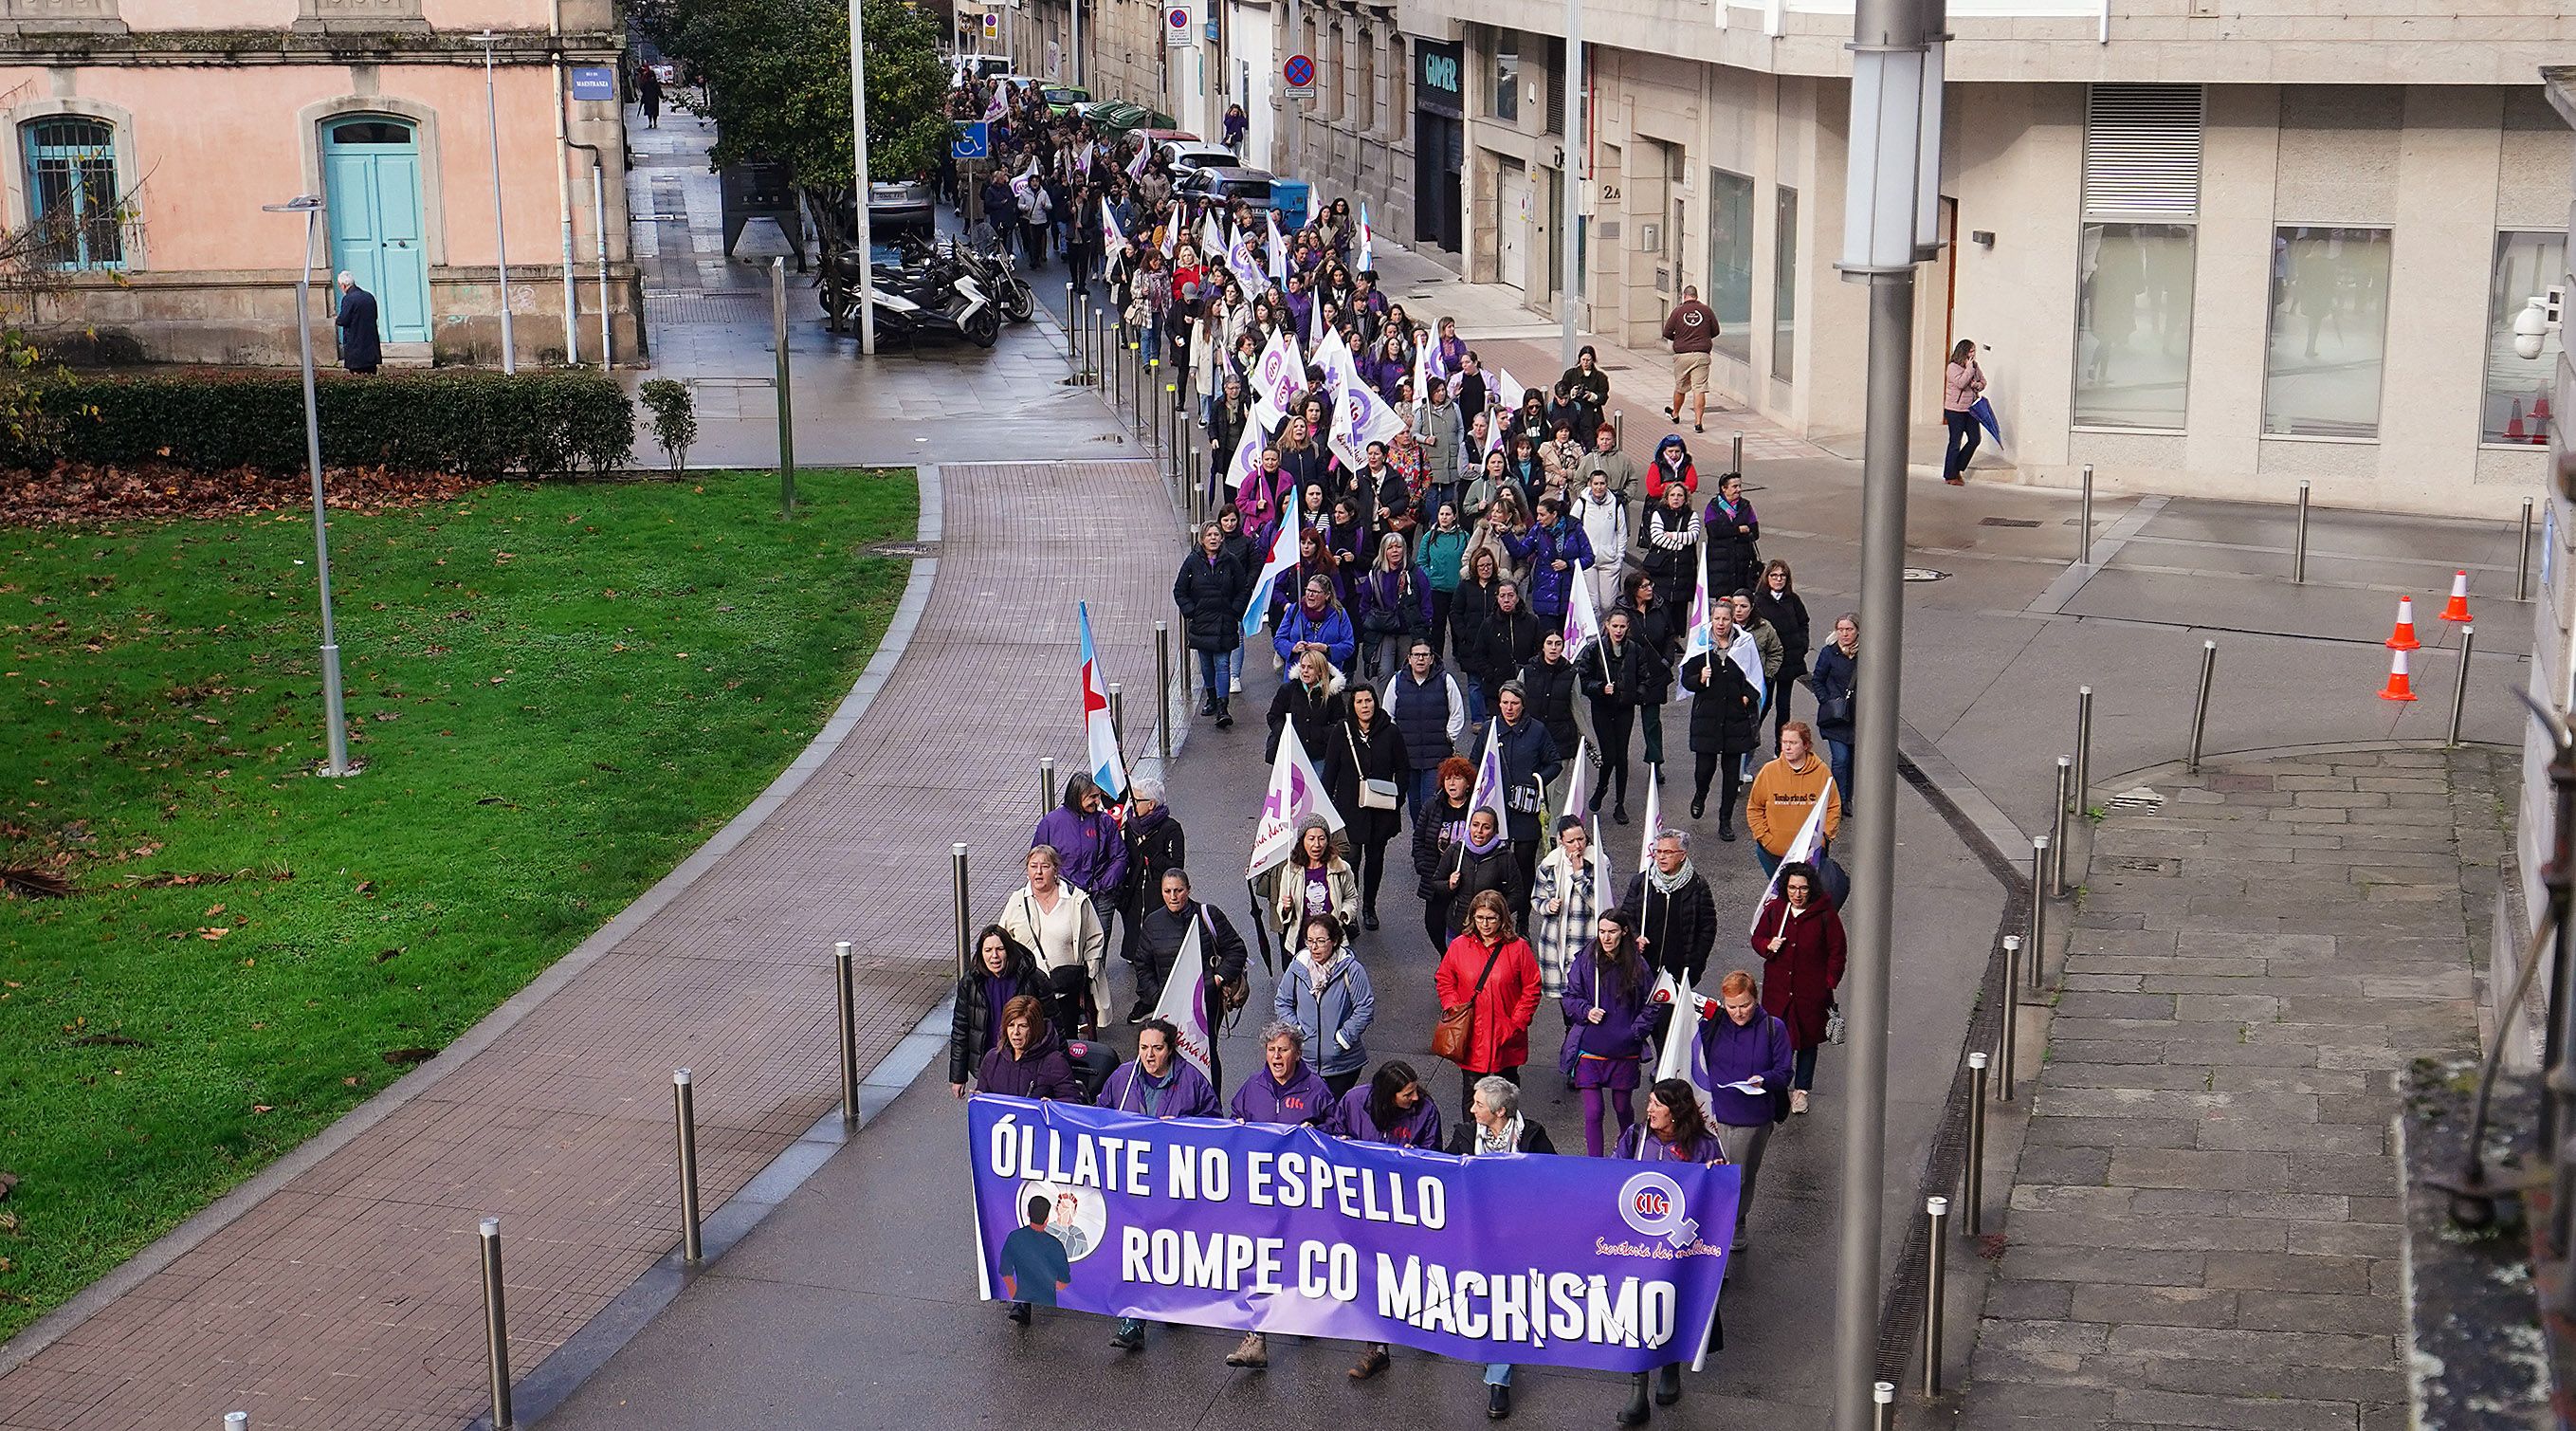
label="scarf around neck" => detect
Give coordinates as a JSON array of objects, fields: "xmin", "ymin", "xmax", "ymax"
[
  {"xmin": 1646, "ymin": 859, "xmax": 1697, "ymax": 895},
  {"xmin": 1476, "ymin": 1114, "xmax": 1524, "ymax": 1155}
]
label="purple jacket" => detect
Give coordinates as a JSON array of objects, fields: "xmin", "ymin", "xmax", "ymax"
[
  {"xmin": 1230, "ymin": 1060, "xmax": 1335, "ymax": 1125},
  {"xmin": 1032, "ymin": 804, "xmax": 1127, "ymax": 902},
  {"xmin": 1562, "ymin": 959, "xmax": 1660, "ymax": 1062},
  {"xmin": 1617, "ymin": 1124, "xmax": 1728, "ymax": 1165},
  {"xmin": 1330, "ymin": 1086, "xmax": 1444, "ymax": 1148},
  {"xmin": 1099, "ymin": 1058, "xmax": 1223, "ymax": 1118},
  {"xmin": 1695, "ymin": 1006, "xmax": 1795, "ymax": 1128},
  {"xmin": 978, "ymin": 1031, "xmax": 1082, "ymax": 1100}
]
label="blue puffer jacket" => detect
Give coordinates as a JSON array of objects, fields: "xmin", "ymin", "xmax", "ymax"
[
  {"xmin": 1274, "ymin": 599, "xmax": 1357, "ymax": 669},
  {"xmin": 1501, "ymin": 518, "xmax": 1596, "ymax": 618}
]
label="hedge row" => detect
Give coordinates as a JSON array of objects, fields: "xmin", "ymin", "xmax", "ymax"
[{"xmin": 4, "ymin": 368, "xmax": 635, "ymax": 478}]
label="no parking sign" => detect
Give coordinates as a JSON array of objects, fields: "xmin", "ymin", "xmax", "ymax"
[
  {"xmin": 1164, "ymin": 1, "xmax": 1193, "ymax": 46},
  {"xmin": 1283, "ymin": 53, "xmax": 1315, "ymax": 99}
]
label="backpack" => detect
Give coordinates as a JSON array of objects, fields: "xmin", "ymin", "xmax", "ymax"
[{"xmin": 1062, "ymin": 1038, "xmax": 1119, "ymax": 1102}]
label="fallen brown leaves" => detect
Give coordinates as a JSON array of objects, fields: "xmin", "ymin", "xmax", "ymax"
[{"xmin": 0, "ymin": 463, "xmax": 489, "ymax": 526}]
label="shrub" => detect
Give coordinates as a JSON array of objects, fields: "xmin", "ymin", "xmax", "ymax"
[
  {"xmin": 3, "ymin": 368, "xmax": 635, "ymax": 477},
  {"xmin": 640, "ymin": 378, "xmax": 697, "ymax": 474}
]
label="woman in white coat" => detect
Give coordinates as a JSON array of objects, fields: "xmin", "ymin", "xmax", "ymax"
[
  {"xmin": 998, "ymin": 844, "xmax": 1109, "ymax": 1039},
  {"xmin": 1528, "ymin": 815, "xmax": 1616, "ymax": 1000}
]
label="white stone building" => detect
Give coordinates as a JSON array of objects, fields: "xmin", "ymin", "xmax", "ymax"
[{"xmin": 1049, "ymin": 0, "xmax": 2576, "ymax": 515}]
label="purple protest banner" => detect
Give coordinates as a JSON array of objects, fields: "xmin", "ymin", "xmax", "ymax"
[{"xmin": 967, "ymin": 1095, "xmax": 1738, "ymax": 1371}]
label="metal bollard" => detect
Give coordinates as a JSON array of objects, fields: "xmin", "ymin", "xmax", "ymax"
[
  {"xmin": 2074, "ymin": 686, "xmax": 2094, "ymax": 822},
  {"xmin": 674, "ymin": 1070, "xmax": 703, "ymax": 1263},
  {"xmin": 480, "ymin": 1217, "xmax": 514, "ymax": 1429},
  {"xmin": 1109, "ymin": 325, "xmax": 1123, "ymax": 409},
  {"xmin": 226, "ymin": 1415, "xmax": 248, "ymax": 1431},
  {"xmin": 951, "ymin": 843, "xmax": 972, "ymax": 979},
  {"xmin": 2448, "ymin": 625, "xmax": 2476, "ymax": 746},
  {"xmin": 1063, "ymin": 283, "xmax": 1075, "ymax": 367},
  {"xmin": 2187, "ymin": 639, "xmax": 2217, "ymax": 773},
  {"xmin": 1873, "ymin": 1382, "xmax": 1895, "ymax": 1431},
  {"xmin": 1155, "ymin": 621, "xmax": 1174, "ymax": 761},
  {"xmin": 1108, "ymin": 681, "xmax": 1125, "ymax": 751},
  {"xmin": 2050, "ymin": 756, "xmax": 2073, "ymax": 898},
  {"xmin": 835, "ymin": 941, "xmax": 859, "ymax": 1121},
  {"xmin": 1923, "ymin": 1197, "xmax": 1950, "ymax": 1396},
  {"xmin": 1039, "ymin": 756, "xmax": 1057, "ymax": 813},
  {"xmin": 2520, "ymin": 498, "xmax": 2537, "ymax": 602},
  {"xmin": 2293, "ymin": 481, "xmax": 2311, "ymax": 583},
  {"xmin": 1144, "ymin": 358, "xmax": 1161, "ymax": 450},
  {"xmin": 2029, "ymin": 836, "xmax": 2050, "ymax": 991},
  {"xmin": 1964, "ymin": 1052, "xmax": 1989, "ymax": 1235},
  {"xmin": 772, "ymin": 259, "xmax": 795, "ymax": 520},
  {"xmin": 1730, "ymin": 431, "xmax": 1744, "ymax": 476},
  {"xmin": 1999, "ymin": 936, "xmax": 2022, "ymax": 1101},
  {"xmin": 2077, "ymin": 463, "xmax": 2093, "ymax": 565}
]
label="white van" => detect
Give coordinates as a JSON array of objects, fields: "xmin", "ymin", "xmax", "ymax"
[{"xmin": 952, "ymin": 53, "xmax": 1013, "ymax": 84}]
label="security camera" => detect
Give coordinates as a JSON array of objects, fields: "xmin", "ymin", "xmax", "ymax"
[{"xmin": 2515, "ymin": 295, "xmax": 2555, "ymax": 361}]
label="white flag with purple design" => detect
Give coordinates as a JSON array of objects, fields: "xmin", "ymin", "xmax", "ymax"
[
  {"xmin": 1749, "ymin": 795, "xmax": 1833, "ymax": 934},
  {"xmin": 1226, "ymin": 231, "xmax": 1269, "ymax": 295},
  {"xmin": 1249, "ymin": 327, "xmax": 1304, "ymax": 432},
  {"xmin": 1468, "ymin": 720, "xmax": 1509, "ymax": 833},
  {"xmin": 1267, "ymin": 211, "xmax": 1288, "ymax": 283},
  {"xmin": 1149, "ymin": 917, "xmax": 1215, "ymax": 1083},
  {"xmin": 1246, "ymin": 723, "xmax": 1346, "ymax": 879}
]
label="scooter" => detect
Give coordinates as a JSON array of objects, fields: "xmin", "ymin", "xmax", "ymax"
[
  {"xmin": 851, "ymin": 263, "xmax": 998, "ymax": 349},
  {"xmin": 963, "ymin": 224, "xmax": 1036, "ymax": 323}
]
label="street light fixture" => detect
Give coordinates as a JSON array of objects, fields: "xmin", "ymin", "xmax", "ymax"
[
  {"xmin": 471, "ymin": 29, "xmax": 518, "ymax": 374},
  {"xmin": 261, "ymin": 194, "xmax": 357, "ymax": 779}
]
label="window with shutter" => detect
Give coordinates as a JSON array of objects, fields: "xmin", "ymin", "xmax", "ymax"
[
  {"xmin": 1544, "ymin": 38, "xmax": 1565, "ymax": 137},
  {"xmin": 2080, "ymin": 83, "xmax": 2201, "ymax": 222}
]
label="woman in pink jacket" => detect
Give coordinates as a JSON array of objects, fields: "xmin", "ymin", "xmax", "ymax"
[{"xmin": 1942, "ymin": 339, "xmax": 1986, "ymax": 486}]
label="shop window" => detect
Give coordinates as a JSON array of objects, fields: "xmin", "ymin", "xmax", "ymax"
[
  {"xmin": 2074, "ymin": 223, "xmax": 2195, "ymax": 429},
  {"xmin": 2483, "ymin": 230, "xmax": 2566, "ymax": 445},
  {"xmin": 2261, "ymin": 227, "xmax": 2391, "ymax": 439}
]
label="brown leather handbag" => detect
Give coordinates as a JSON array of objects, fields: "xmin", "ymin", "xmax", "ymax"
[{"xmin": 1432, "ymin": 944, "xmax": 1503, "ymax": 1065}]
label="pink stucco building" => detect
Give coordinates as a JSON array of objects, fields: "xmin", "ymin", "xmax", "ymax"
[{"xmin": 0, "ymin": 0, "xmax": 638, "ymax": 366}]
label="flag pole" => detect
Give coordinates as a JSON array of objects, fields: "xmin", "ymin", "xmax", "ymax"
[{"xmin": 1245, "ymin": 879, "xmax": 1275, "ymax": 976}]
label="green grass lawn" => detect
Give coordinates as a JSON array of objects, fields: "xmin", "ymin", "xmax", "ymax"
[{"xmin": 0, "ymin": 469, "xmax": 916, "ymax": 1340}]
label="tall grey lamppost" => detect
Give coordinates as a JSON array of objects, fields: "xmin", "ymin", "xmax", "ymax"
[
  {"xmin": 262, "ymin": 194, "xmax": 356, "ymax": 779},
  {"xmin": 473, "ymin": 29, "xmax": 519, "ymax": 373}
]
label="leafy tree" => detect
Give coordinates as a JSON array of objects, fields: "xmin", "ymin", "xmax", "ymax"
[{"xmin": 636, "ymin": 0, "xmax": 951, "ymax": 189}]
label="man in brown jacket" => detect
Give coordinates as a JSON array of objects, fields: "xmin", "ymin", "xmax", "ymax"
[{"xmin": 1662, "ymin": 284, "xmax": 1719, "ymax": 434}]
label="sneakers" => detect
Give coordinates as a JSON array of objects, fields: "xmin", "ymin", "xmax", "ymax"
[
  {"xmin": 1226, "ymin": 1331, "xmax": 1269, "ymax": 1367},
  {"xmin": 1792, "ymin": 1089, "xmax": 1809, "ymax": 1114},
  {"xmin": 1231, "ymin": 671, "xmax": 1243, "ymax": 693}
]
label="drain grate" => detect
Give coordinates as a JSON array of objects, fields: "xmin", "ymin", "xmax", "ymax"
[
  {"xmin": 2102, "ymin": 854, "xmax": 2178, "ymax": 875},
  {"xmin": 2109, "ymin": 785, "xmax": 2166, "ymax": 812},
  {"xmin": 1903, "ymin": 567, "xmax": 1950, "ymax": 582},
  {"xmin": 1979, "ymin": 516, "xmax": 2041, "ymax": 528},
  {"xmin": 866, "ymin": 540, "xmax": 940, "ymax": 559},
  {"xmin": 644, "ymin": 289, "xmax": 770, "ymax": 325}
]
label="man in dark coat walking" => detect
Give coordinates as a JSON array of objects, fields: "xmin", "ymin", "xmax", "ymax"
[{"xmin": 334, "ymin": 272, "xmax": 381, "ymax": 375}]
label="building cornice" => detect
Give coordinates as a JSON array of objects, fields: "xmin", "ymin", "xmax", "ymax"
[{"xmin": 0, "ymin": 28, "xmax": 620, "ymax": 64}]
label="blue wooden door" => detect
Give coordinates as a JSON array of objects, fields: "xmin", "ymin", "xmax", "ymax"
[{"xmin": 321, "ymin": 119, "xmax": 430, "ymax": 343}]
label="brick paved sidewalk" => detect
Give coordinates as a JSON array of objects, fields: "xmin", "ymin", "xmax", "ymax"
[
  {"xmin": 0, "ymin": 459, "xmax": 1177, "ymax": 1431},
  {"xmin": 1956, "ymin": 744, "xmax": 2505, "ymax": 1430}
]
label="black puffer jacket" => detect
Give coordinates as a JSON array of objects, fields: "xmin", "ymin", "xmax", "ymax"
[
  {"xmin": 1616, "ymin": 869, "xmax": 1720, "ymax": 982},
  {"xmin": 948, "ymin": 941, "xmax": 1046, "ymax": 1085},
  {"xmin": 1174, "ymin": 549, "xmax": 1250, "ymax": 653},
  {"xmin": 1517, "ymin": 655, "xmax": 1582, "ymax": 756},
  {"xmin": 1681, "ymin": 651, "xmax": 1761, "ymax": 757}
]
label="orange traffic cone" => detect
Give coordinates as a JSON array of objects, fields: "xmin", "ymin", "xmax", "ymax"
[
  {"xmin": 2378, "ymin": 648, "xmax": 2417, "ymax": 702},
  {"xmin": 2439, "ymin": 570, "xmax": 2473, "ymax": 622},
  {"xmin": 2384, "ymin": 596, "xmax": 2421, "ymax": 651}
]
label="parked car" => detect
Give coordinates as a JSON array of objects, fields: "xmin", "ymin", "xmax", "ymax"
[
  {"xmin": 951, "ymin": 53, "xmax": 1012, "ymax": 83},
  {"xmin": 868, "ymin": 179, "xmax": 935, "ymax": 236},
  {"xmin": 1159, "ymin": 139, "xmax": 1237, "ymax": 174},
  {"xmin": 1043, "ymin": 84, "xmax": 1092, "ymax": 114},
  {"xmin": 1176, "ymin": 165, "xmax": 1274, "ymax": 207}
]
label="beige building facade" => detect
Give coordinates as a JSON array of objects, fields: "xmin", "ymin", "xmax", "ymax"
[
  {"xmin": 0, "ymin": 0, "xmax": 637, "ymax": 368},
  {"xmin": 1063, "ymin": 0, "xmax": 2576, "ymax": 515}
]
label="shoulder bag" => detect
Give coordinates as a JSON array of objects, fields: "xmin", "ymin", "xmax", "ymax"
[
  {"xmin": 1348, "ymin": 725, "xmax": 1400, "ymax": 811},
  {"xmin": 1432, "ymin": 942, "xmax": 1504, "ymax": 1065}
]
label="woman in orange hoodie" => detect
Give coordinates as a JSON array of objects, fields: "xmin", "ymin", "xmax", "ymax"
[{"xmin": 1743, "ymin": 721, "xmax": 1842, "ymax": 877}]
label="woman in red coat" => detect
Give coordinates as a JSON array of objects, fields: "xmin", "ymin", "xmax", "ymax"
[
  {"xmin": 1435, "ymin": 889, "xmax": 1544, "ymax": 1112},
  {"xmin": 1750, "ymin": 861, "xmax": 1846, "ymax": 1116}
]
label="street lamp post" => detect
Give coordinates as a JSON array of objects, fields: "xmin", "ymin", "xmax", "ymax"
[
  {"xmin": 1830, "ymin": 0, "xmax": 1945, "ymax": 1421},
  {"xmin": 474, "ymin": 30, "xmax": 518, "ymax": 374},
  {"xmin": 850, "ymin": 0, "xmax": 877, "ymax": 354},
  {"xmin": 262, "ymin": 195, "xmax": 356, "ymax": 779}
]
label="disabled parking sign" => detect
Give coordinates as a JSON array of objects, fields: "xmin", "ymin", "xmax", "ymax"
[{"xmin": 953, "ymin": 121, "xmax": 991, "ymax": 160}]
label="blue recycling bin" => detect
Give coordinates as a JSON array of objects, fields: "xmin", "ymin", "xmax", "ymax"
[{"xmin": 1270, "ymin": 178, "xmax": 1311, "ymax": 231}]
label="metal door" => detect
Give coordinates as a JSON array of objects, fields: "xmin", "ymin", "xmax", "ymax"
[{"xmin": 1499, "ymin": 161, "xmax": 1530, "ymax": 290}]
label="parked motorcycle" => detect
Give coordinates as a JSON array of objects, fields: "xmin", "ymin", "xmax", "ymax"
[
  {"xmin": 821, "ymin": 243, "xmax": 1000, "ymax": 348},
  {"xmin": 963, "ymin": 223, "xmax": 1036, "ymax": 323}
]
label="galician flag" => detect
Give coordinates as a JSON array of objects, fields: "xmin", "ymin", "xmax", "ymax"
[
  {"xmin": 1749, "ymin": 794, "xmax": 1834, "ymax": 933},
  {"xmin": 1726, "ymin": 625, "xmax": 1767, "ymax": 706},
  {"xmin": 1078, "ymin": 601, "xmax": 1126, "ymax": 800},
  {"xmin": 1358, "ymin": 201, "xmax": 1376, "ymax": 272},
  {"xmin": 1247, "ymin": 722, "xmax": 1346, "ymax": 879},
  {"xmin": 1149, "ymin": 916, "xmax": 1217, "ymax": 1083},
  {"xmin": 1469, "ymin": 720, "xmax": 1510, "ymax": 833},
  {"xmin": 1239, "ymin": 501, "xmax": 1300, "ymax": 638}
]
